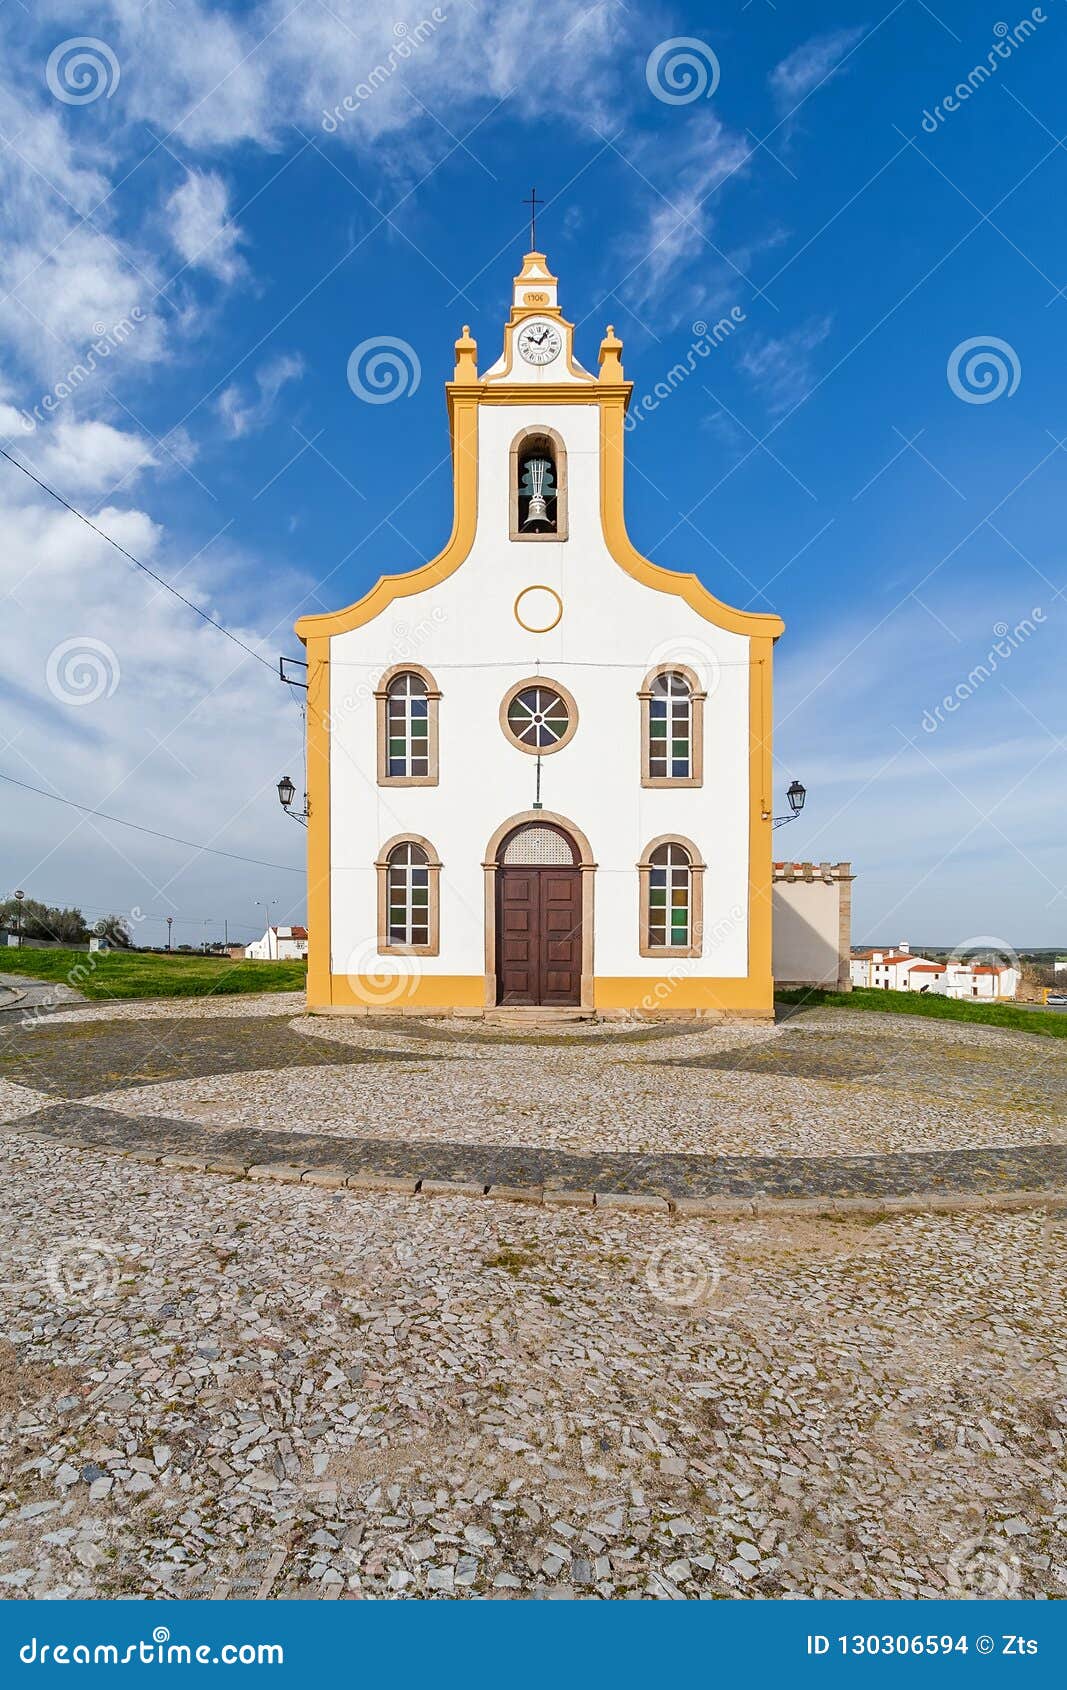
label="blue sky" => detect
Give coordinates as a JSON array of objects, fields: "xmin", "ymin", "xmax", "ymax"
[{"xmin": 1, "ymin": 0, "xmax": 1064, "ymax": 949}]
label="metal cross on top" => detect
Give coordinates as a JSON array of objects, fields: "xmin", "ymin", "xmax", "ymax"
[{"xmin": 522, "ymin": 186, "xmax": 545, "ymax": 249}]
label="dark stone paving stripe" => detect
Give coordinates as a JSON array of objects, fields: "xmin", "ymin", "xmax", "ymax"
[
  {"xmin": 0, "ymin": 1014, "xmax": 441, "ymax": 1098},
  {"xmin": 5, "ymin": 1102, "xmax": 1065, "ymax": 1201}
]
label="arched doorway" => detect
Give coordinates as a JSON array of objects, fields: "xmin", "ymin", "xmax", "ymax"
[{"xmin": 483, "ymin": 812, "xmax": 595, "ymax": 1008}]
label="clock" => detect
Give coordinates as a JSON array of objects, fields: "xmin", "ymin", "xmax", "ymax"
[{"xmin": 517, "ymin": 320, "xmax": 562, "ymax": 366}]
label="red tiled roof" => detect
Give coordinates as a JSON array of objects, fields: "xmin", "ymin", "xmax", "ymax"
[{"xmin": 908, "ymin": 964, "xmax": 945, "ymax": 973}]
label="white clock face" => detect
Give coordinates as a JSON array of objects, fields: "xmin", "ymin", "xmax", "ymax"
[{"xmin": 517, "ymin": 320, "xmax": 562, "ymax": 366}]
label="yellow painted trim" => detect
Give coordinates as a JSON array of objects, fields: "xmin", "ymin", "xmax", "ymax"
[
  {"xmin": 513, "ymin": 584, "xmax": 563, "ymax": 633},
  {"xmin": 294, "ymin": 395, "xmax": 480, "ymax": 641},
  {"xmin": 594, "ymin": 976, "xmax": 774, "ymax": 1015},
  {"xmin": 323, "ymin": 973, "xmax": 486, "ymax": 1010},
  {"xmin": 747, "ymin": 636, "xmax": 775, "ymax": 1008},
  {"xmin": 313, "ymin": 973, "xmax": 772, "ymax": 1016},
  {"xmin": 471, "ymin": 383, "xmax": 627, "ymax": 407},
  {"xmin": 599, "ymin": 396, "xmax": 785, "ymax": 640},
  {"xmin": 305, "ymin": 634, "xmax": 332, "ymax": 1006},
  {"xmin": 514, "ymin": 251, "xmax": 559, "ymax": 287}
]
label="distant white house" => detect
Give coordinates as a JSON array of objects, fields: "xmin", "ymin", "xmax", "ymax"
[
  {"xmin": 849, "ymin": 943, "xmax": 919, "ymax": 991},
  {"xmin": 245, "ymin": 925, "xmax": 309, "ymax": 961},
  {"xmin": 851, "ymin": 942, "xmax": 1018, "ymax": 1000},
  {"xmin": 905, "ymin": 961, "xmax": 1020, "ymax": 1000}
]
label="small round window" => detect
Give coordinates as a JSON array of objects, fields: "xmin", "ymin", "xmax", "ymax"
[{"xmin": 500, "ymin": 678, "xmax": 578, "ymax": 756}]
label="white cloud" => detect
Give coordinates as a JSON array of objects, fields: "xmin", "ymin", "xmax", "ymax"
[
  {"xmin": 68, "ymin": 0, "xmax": 629, "ymax": 152},
  {"xmin": 615, "ymin": 116, "xmax": 754, "ymax": 322},
  {"xmin": 0, "ymin": 78, "xmax": 165, "ymax": 389},
  {"xmin": 167, "ymin": 170, "xmax": 246, "ymax": 283},
  {"xmin": 217, "ymin": 353, "xmax": 305, "ymax": 439},
  {"xmin": 738, "ymin": 316, "xmax": 834, "ymax": 414},
  {"xmin": 775, "ymin": 589, "xmax": 1065, "ymax": 939},
  {"xmin": 0, "ymin": 476, "xmax": 307, "ymax": 939},
  {"xmin": 768, "ymin": 28, "xmax": 866, "ymax": 115},
  {"xmin": 29, "ymin": 417, "xmax": 156, "ymax": 495}
]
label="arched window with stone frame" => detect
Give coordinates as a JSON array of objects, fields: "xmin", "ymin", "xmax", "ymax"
[
  {"xmin": 509, "ymin": 426, "xmax": 568, "ymax": 540},
  {"xmin": 375, "ymin": 663, "xmax": 441, "ymax": 786},
  {"xmin": 638, "ymin": 835, "xmax": 705, "ymax": 958},
  {"xmin": 376, "ymin": 835, "xmax": 441, "ymax": 955},
  {"xmin": 638, "ymin": 663, "xmax": 705, "ymax": 787}
]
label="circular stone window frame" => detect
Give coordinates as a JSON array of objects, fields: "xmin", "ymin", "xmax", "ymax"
[
  {"xmin": 499, "ymin": 676, "xmax": 579, "ymax": 758},
  {"xmin": 513, "ymin": 584, "xmax": 563, "ymax": 634}
]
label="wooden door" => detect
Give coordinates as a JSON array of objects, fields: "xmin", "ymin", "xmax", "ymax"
[{"xmin": 497, "ymin": 867, "xmax": 582, "ymax": 1005}]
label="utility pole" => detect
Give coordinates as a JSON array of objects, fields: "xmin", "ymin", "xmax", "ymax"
[
  {"xmin": 254, "ymin": 898, "xmax": 277, "ymax": 959},
  {"xmin": 166, "ymin": 916, "xmax": 173, "ymax": 952},
  {"xmin": 14, "ymin": 889, "xmax": 24, "ymax": 948}
]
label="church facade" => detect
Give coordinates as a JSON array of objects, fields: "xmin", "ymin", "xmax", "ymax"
[{"xmin": 295, "ymin": 251, "xmax": 784, "ymax": 1018}]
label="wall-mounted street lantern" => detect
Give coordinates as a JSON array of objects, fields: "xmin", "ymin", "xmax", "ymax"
[
  {"xmin": 772, "ymin": 779, "xmax": 807, "ymax": 829},
  {"xmin": 277, "ymin": 775, "xmax": 309, "ymax": 827}
]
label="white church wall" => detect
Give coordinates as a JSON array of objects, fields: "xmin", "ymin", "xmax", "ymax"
[{"xmin": 327, "ymin": 398, "xmax": 752, "ymax": 983}]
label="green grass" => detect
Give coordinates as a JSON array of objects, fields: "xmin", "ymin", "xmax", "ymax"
[
  {"xmin": 776, "ymin": 985, "xmax": 1067, "ymax": 1040},
  {"xmin": 0, "ymin": 948, "xmax": 307, "ymax": 1001}
]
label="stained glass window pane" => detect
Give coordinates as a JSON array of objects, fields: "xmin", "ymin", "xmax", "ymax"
[
  {"xmin": 385, "ymin": 673, "xmax": 434, "ymax": 779},
  {"xmin": 647, "ymin": 672, "xmax": 692, "ymax": 780},
  {"xmin": 384, "ymin": 840, "xmax": 435, "ymax": 947},
  {"xmin": 505, "ymin": 686, "xmax": 570, "ymax": 751},
  {"xmin": 647, "ymin": 841, "xmax": 692, "ymax": 949}
]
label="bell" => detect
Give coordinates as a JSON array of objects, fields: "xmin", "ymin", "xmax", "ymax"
[{"xmin": 519, "ymin": 456, "xmax": 555, "ymax": 530}]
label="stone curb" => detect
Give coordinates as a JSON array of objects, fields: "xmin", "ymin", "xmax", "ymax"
[{"xmin": 11, "ymin": 1128, "xmax": 1066, "ymax": 1220}]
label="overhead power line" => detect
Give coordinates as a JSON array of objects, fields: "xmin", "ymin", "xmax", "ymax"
[
  {"xmin": 0, "ymin": 771, "xmax": 304, "ymax": 874},
  {"xmin": 0, "ymin": 446, "xmax": 277, "ymax": 674}
]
